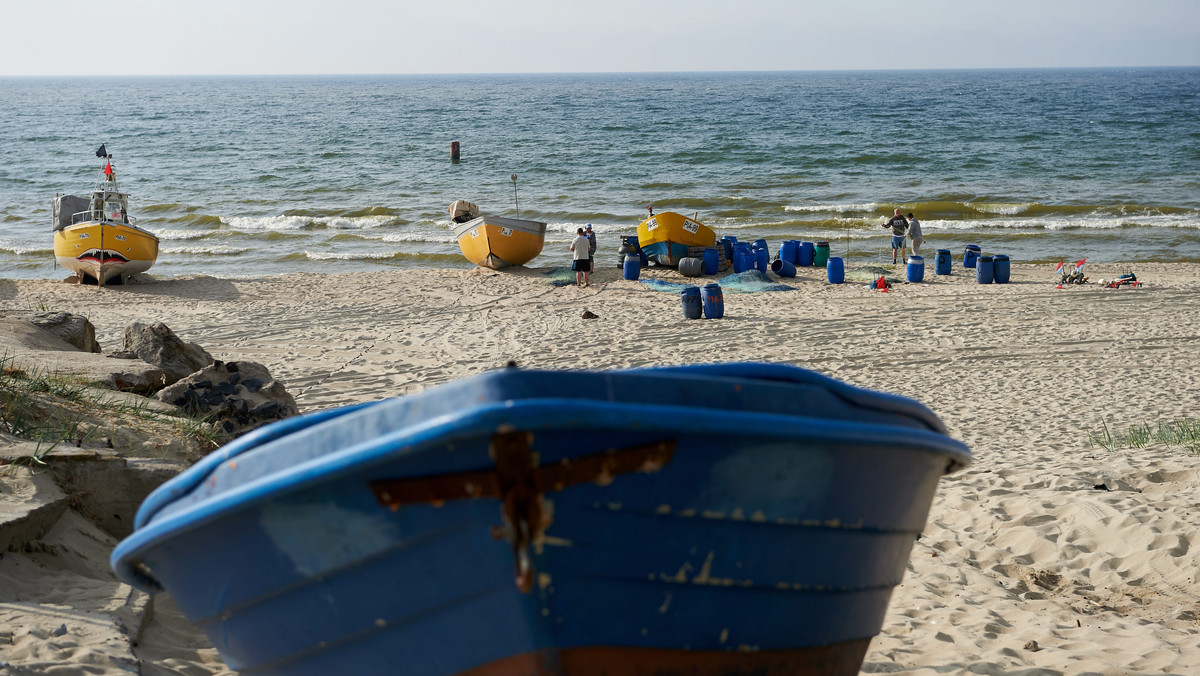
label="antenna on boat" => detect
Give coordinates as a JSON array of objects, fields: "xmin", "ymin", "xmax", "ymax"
[{"xmin": 511, "ymin": 174, "xmax": 519, "ymax": 218}]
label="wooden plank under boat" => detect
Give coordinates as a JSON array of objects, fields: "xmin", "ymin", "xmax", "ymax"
[{"xmin": 112, "ymin": 363, "xmax": 970, "ymax": 676}]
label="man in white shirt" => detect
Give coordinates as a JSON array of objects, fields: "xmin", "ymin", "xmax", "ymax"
[
  {"xmin": 570, "ymin": 227, "xmax": 592, "ymax": 287},
  {"xmin": 907, "ymin": 213, "xmax": 923, "ymax": 255}
]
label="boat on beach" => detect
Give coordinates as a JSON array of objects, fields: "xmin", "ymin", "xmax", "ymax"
[
  {"xmin": 52, "ymin": 146, "xmax": 159, "ymax": 285},
  {"xmin": 636, "ymin": 210, "xmax": 717, "ymax": 267},
  {"xmin": 449, "ymin": 200, "xmax": 547, "ymax": 269},
  {"xmin": 111, "ymin": 362, "xmax": 970, "ymax": 676}
]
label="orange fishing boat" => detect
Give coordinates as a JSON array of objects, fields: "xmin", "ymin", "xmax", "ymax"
[{"xmin": 449, "ymin": 200, "xmax": 546, "ymax": 269}]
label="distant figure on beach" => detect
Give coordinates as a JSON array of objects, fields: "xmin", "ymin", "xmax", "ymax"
[
  {"xmin": 907, "ymin": 213, "xmax": 923, "ymax": 255},
  {"xmin": 585, "ymin": 224, "xmax": 597, "ymax": 268},
  {"xmin": 571, "ymin": 227, "xmax": 592, "ymax": 287},
  {"xmin": 882, "ymin": 209, "xmax": 909, "ymax": 264}
]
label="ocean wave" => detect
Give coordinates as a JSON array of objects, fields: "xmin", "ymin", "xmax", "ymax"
[
  {"xmin": 224, "ymin": 214, "xmax": 394, "ymax": 231},
  {"xmin": 0, "ymin": 240, "xmax": 52, "ymax": 255},
  {"xmin": 298, "ymin": 250, "xmax": 463, "ymax": 263},
  {"xmin": 965, "ymin": 202, "xmax": 1033, "ymax": 216},
  {"xmin": 161, "ymin": 245, "xmax": 251, "ymax": 256},
  {"xmin": 152, "ymin": 229, "xmax": 210, "ymax": 241},
  {"xmin": 162, "ymin": 213, "xmax": 224, "ymax": 227},
  {"xmin": 784, "ymin": 203, "xmax": 882, "ymax": 214},
  {"xmin": 379, "ymin": 233, "xmax": 458, "ymax": 244}
]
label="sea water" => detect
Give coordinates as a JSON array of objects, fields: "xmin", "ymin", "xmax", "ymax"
[{"xmin": 1, "ymin": 68, "xmax": 1197, "ymax": 280}]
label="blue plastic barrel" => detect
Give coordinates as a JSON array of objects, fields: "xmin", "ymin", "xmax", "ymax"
[
  {"xmin": 964, "ymin": 245, "xmax": 981, "ymax": 269},
  {"xmin": 720, "ymin": 238, "xmax": 733, "ymax": 263},
  {"xmin": 993, "ymin": 255, "xmax": 1010, "ymax": 284},
  {"xmin": 826, "ymin": 256, "xmax": 844, "ymax": 284},
  {"xmin": 779, "ymin": 240, "xmax": 799, "ymax": 266},
  {"xmin": 754, "ymin": 247, "xmax": 769, "ymax": 273},
  {"xmin": 798, "ymin": 242, "xmax": 815, "ymax": 267},
  {"xmin": 732, "ymin": 249, "xmax": 752, "ymax": 273},
  {"xmin": 770, "ymin": 257, "xmax": 797, "ymax": 278},
  {"xmin": 935, "ymin": 249, "xmax": 952, "ymax": 276},
  {"xmin": 906, "ymin": 255, "xmax": 925, "ymax": 283},
  {"xmin": 623, "ymin": 255, "xmax": 640, "ymax": 280},
  {"xmin": 976, "ymin": 256, "xmax": 994, "ymax": 284},
  {"xmin": 702, "ymin": 283, "xmax": 724, "ymax": 319},
  {"xmin": 753, "ymin": 238, "xmax": 768, "ymax": 252},
  {"xmin": 680, "ymin": 286, "xmax": 703, "ymax": 319},
  {"xmin": 814, "ymin": 241, "xmax": 831, "ymax": 268},
  {"xmin": 703, "ymin": 248, "xmax": 719, "ymax": 275}
]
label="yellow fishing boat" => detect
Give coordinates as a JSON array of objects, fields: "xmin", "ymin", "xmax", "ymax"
[
  {"xmin": 52, "ymin": 146, "xmax": 159, "ymax": 285},
  {"xmin": 637, "ymin": 210, "xmax": 716, "ymax": 266},
  {"xmin": 449, "ymin": 200, "xmax": 546, "ymax": 269}
]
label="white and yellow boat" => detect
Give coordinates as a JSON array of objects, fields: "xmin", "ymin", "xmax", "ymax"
[
  {"xmin": 52, "ymin": 147, "xmax": 159, "ymax": 285},
  {"xmin": 449, "ymin": 200, "xmax": 547, "ymax": 269},
  {"xmin": 636, "ymin": 210, "xmax": 717, "ymax": 266}
]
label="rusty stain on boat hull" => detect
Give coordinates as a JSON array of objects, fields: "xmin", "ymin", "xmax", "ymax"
[{"xmin": 459, "ymin": 639, "xmax": 873, "ymax": 676}]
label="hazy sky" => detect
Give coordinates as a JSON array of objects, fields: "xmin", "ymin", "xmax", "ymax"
[{"xmin": 3, "ymin": 0, "xmax": 1198, "ymax": 76}]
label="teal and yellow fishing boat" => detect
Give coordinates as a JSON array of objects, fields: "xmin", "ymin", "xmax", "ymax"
[{"xmin": 636, "ymin": 211, "xmax": 717, "ymax": 267}]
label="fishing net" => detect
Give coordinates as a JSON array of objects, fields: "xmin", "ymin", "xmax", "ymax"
[
  {"xmin": 640, "ymin": 270, "xmax": 795, "ymax": 293},
  {"xmin": 845, "ymin": 265, "xmax": 902, "ymax": 284},
  {"xmin": 544, "ymin": 267, "xmax": 578, "ymax": 287}
]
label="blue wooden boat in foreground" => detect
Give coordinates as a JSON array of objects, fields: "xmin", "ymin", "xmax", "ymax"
[{"xmin": 112, "ymin": 363, "xmax": 970, "ymax": 676}]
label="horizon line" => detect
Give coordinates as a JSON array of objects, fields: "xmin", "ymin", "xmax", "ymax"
[{"xmin": 3, "ymin": 64, "xmax": 1199, "ymax": 79}]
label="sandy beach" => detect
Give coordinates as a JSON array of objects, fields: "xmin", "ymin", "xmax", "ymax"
[{"xmin": 2, "ymin": 260, "xmax": 1199, "ymax": 674}]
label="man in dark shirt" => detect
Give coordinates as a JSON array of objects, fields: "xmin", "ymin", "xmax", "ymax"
[{"xmin": 882, "ymin": 208, "xmax": 909, "ymax": 264}]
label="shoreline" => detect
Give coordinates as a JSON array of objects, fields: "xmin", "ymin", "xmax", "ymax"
[{"xmin": 2, "ymin": 261, "xmax": 1199, "ymax": 673}]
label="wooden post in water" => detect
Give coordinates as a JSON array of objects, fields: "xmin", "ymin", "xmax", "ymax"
[
  {"xmin": 450, "ymin": 141, "xmax": 460, "ymax": 162},
  {"xmin": 511, "ymin": 174, "xmax": 519, "ymax": 218}
]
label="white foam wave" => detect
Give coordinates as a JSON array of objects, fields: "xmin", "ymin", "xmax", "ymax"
[
  {"xmin": 784, "ymin": 202, "xmax": 881, "ymax": 214},
  {"xmin": 379, "ymin": 233, "xmax": 458, "ymax": 244},
  {"xmin": 152, "ymin": 229, "xmax": 209, "ymax": 241},
  {"xmin": 304, "ymin": 251, "xmax": 397, "ymax": 261},
  {"xmin": 930, "ymin": 213, "xmax": 1200, "ymax": 231},
  {"xmin": 0, "ymin": 239, "xmax": 49, "ymax": 255},
  {"xmin": 966, "ymin": 202, "xmax": 1033, "ymax": 216},
  {"xmin": 162, "ymin": 245, "xmax": 250, "ymax": 255},
  {"xmin": 225, "ymin": 215, "xmax": 392, "ymax": 231}
]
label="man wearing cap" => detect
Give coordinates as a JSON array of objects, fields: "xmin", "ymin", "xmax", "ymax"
[
  {"xmin": 571, "ymin": 227, "xmax": 592, "ymax": 287},
  {"xmin": 881, "ymin": 209, "xmax": 909, "ymax": 265},
  {"xmin": 585, "ymin": 224, "xmax": 597, "ymax": 270}
]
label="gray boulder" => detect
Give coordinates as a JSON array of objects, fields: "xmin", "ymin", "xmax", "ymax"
[
  {"xmin": 154, "ymin": 360, "xmax": 298, "ymax": 436},
  {"xmin": 109, "ymin": 322, "xmax": 213, "ymax": 387},
  {"xmin": 0, "ymin": 317, "xmax": 163, "ymax": 394},
  {"xmin": 27, "ymin": 312, "xmax": 101, "ymax": 353}
]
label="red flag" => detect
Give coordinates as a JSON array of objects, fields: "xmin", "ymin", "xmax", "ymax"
[
  {"xmin": 1074, "ymin": 258, "xmax": 1087, "ymax": 271},
  {"xmin": 103, "ymin": 162, "xmax": 113, "ymax": 176},
  {"xmin": 1055, "ymin": 261, "xmax": 1065, "ymax": 273}
]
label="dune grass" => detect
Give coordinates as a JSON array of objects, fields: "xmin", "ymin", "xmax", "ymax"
[
  {"xmin": 1, "ymin": 353, "xmax": 223, "ymax": 465},
  {"xmin": 1088, "ymin": 419, "xmax": 1200, "ymax": 455}
]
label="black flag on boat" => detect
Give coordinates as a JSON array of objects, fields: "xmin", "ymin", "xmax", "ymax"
[{"xmin": 96, "ymin": 144, "xmax": 107, "ymax": 158}]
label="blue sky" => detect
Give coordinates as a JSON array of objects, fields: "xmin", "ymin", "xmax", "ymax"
[{"xmin": 3, "ymin": 0, "xmax": 1197, "ymax": 76}]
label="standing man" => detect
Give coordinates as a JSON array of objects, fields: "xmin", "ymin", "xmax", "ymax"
[
  {"xmin": 907, "ymin": 213, "xmax": 923, "ymax": 256},
  {"xmin": 571, "ymin": 227, "xmax": 592, "ymax": 287},
  {"xmin": 585, "ymin": 224, "xmax": 597, "ymax": 270},
  {"xmin": 882, "ymin": 208, "xmax": 909, "ymax": 264}
]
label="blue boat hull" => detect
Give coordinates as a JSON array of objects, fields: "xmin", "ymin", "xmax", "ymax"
[
  {"xmin": 112, "ymin": 364, "xmax": 970, "ymax": 676},
  {"xmin": 639, "ymin": 240, "xmax": 689, "ymax": 267}
]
